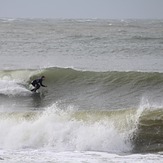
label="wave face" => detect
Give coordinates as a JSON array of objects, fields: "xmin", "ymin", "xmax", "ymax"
[
  {"xmin": 1, "ymin": 67, "xmax": 163, "ymax": 108},
  {"xmin": 133, "ymin": 108, "xmax": 163, "ymax": 152},
  {"xmin": 0, "ymin": 67, "xmax": 163, "ymax": 153}
]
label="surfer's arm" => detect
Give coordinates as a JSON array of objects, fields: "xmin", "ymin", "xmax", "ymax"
[
  {"xmin": 41, "ymin": 84, "xmax": 47, "ymax": 87},
  {"xmin": 40, "ymin": 81, "xmax": 47, "ymax": 87}
]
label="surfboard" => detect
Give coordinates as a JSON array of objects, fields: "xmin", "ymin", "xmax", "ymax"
[
  {"xmin": 20, "ymin": 83, "xmax": 47, "ymax": 96},
  {"xmin": 31, "ymin": 91, "xmax": 41, "ymax": 96},
  {"xmin": 31, "ymin": 89, "xmax": 42, "ymax": 94}
]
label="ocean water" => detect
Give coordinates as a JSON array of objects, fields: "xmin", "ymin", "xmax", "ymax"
[{"xmin": 0, "ymin": 18, "xmax": 163, "ymax": 162}]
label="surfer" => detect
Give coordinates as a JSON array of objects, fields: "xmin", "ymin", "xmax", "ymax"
[{"xmin": 31, "ymin": 76, "xmax": 47, "ymax": 92}]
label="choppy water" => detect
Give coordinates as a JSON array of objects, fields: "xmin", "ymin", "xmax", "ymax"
[{"xmin": 0, "ymin": 18, "xmax": 163, "ymax": 162}]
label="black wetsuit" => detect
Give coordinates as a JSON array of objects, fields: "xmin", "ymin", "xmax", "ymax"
[{"xmin": 31, "ymin": 78, "xmax": 46, "ymax": 92}]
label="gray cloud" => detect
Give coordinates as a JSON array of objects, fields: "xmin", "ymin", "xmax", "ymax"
[{"xmin": 0, "ymin": 0, "xmax": 163, "ymax": 19}]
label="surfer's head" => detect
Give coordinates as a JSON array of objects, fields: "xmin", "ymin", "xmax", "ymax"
[{"xmin": 41, "ymin": 76, "xmax": 45, "ymax": 80}]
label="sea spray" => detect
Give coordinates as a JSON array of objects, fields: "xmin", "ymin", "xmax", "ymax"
[
  {"xmin": 0, "ymin": 79, "xmax": 31, "ymax": 97},
  {"xmin": 1, "ymin": 100, "xmax": 161, "ymax": 152},
  {"xmin": 0, "ymin": 103, "xmax": 133, "ymax": 152}
]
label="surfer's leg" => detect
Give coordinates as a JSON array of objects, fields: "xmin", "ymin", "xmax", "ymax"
[
  {"xmin": 31, "ymin": 82, "xmax": 36, "ymax": 91},
  {"xmin": 31, "ymin": 88, "xmax": 36, "ymax": 92},
  {"xmin": 31, "ymin": 84, "xmax": 40, "ymax": 92},
  {"xmin": 34, "ymin": 84, "xmax": 40, "ymax": 92},
  {"xmin": 31, "ymin": 88, "xmax": 34, "ymax": 92}
]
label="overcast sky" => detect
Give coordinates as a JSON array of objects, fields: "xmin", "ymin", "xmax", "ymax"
[{"xmin": 0, "ymin": 0, "xmax": 163, "ymax": 19}]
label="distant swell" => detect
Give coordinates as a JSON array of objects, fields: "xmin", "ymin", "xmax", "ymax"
[{"xmin": 132, "ymin": 35, "xmax": 163, "ymax": 41}]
